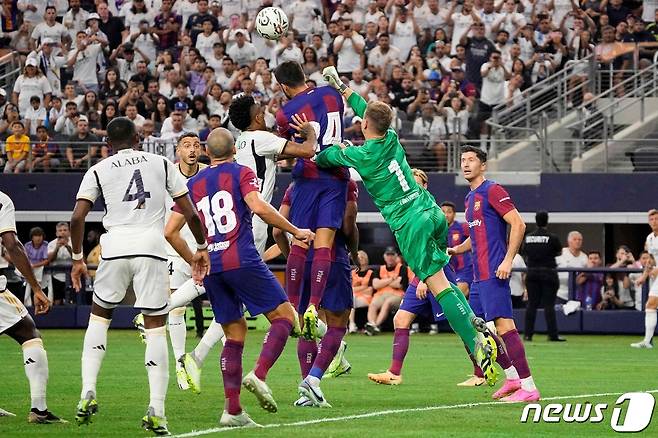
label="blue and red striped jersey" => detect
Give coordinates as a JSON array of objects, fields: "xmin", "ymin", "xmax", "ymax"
[
  {"xmin": 464, "ymin": 180, "xmax": 516, "ymax": 282},
  {"xmin": 181, "ymin": 162, "xmax": 262, "ymax": 273},
  {"xmin": 276, "ymin": 86, "xmax": 349, "ymax": 181},
  {"xmin": 448, "ymin": 220, "xmax": 472, "ymax": 272}
]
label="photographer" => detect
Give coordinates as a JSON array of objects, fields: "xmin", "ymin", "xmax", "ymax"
[
  {"xmin": 389, "ymin": 6, "xmax": 420, "ymax": 62},
  {"xmin": 129, "ymin": 19, "xmax": 159, "ymax": 63},
  {"xmin": 436, "ymin": 86, "xmax": 472, "ymax": 139},
  {"xmin": 608, "ymin": 245, "xmax": 639, "ymax": 309},
  {"xmin": 479, "ymin": 50, "xmax": 509, "ymax": 141},
  {"xmin": 597, "ymin": 274, "xmax": 625, "ymax": 310}
]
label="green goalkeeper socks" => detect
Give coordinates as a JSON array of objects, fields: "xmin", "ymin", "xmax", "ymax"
[{"xmin": 435, "ymin": 286, "xmax": 478, "ymax": 353}]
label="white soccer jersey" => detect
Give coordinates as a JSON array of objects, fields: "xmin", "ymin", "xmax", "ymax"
[
  {"xmin": 646, "ymin": 232, "xmax": 658, "ymax": 261},
  {"xmin": 165, "ymin": 163, "xmax": 208, "ymax": 258},
  {"xmin": 76, "ymin": 149, "xmax": 188, "ymax": 260},
  {"xmin": 0, "ymin": 191, "xmax": 17, "ymax": 292},
  {"xmin": 234, "ymin": 130, "xmax": 287, "ymax": 204}
]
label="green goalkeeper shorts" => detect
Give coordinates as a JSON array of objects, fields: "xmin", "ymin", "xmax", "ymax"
[{"xmin": 394, "ymin": 205, "xmax": 450, "ymax": 282}]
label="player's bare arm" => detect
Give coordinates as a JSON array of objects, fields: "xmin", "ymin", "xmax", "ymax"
[
  {"xmin": 172, "ymin": 194, "xmax": 210, "ymax": 284},
  {"xmin": 497, "ymin": 209, "xmax": 526, "ymax": 280},
  {"xmin": 343, "ymin": 199, "xmax": 359, "ymax": 264},
  {"xmin": 272, "ymin": 202, "xmax": 292, "ymax": 258},
  {"xmin": 164, "ymin": 211, "xmax": 195, "ymax": 265},
  {"xmin": 244, "ymin": 191, "xmax": 314, "ymax": 244},
  {"xmin": 448, "ymin": 237, "xmax": 472, "ymax": 255},
  {"xmin": 278, "ymin": 113, "xmax": 317, "ymax": 159},
  {"xmin": 70, "ymin": 199, "xmax": 93, "ymax": 293},
  {"xmin": 1, "ymin": 230, "xmax": 51, "ymax": 314}
]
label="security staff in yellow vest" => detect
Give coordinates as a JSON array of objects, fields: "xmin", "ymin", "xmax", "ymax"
[{"xmin": 365, "ymin": 247, "xmax": 412, "ymax": 335}]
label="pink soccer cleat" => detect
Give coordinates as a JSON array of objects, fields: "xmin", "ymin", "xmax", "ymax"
[
  {"xmin": 492, "ymin": 378, "xmax": 521, "ymax": 400},
  {"xmin": 501, "ymin": 388, "xmax": 541, "ymax": 402}
]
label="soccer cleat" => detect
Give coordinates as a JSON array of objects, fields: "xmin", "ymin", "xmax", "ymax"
[
  {"xmin": 348, "ymin": 322, "xmax": 358, "ymax": 334},
  {"xmin": 176, "ymin": 363, "xmax": 190, "ymax": 391},
  {"xmin": 492, "ymin": 378, "xmax": 522, "ymax": 400},
  {"xmin": 242, "ymin": 370, "xmax": 278, "ymax": 413},
  {"xmin": 133, "ymin": 314, "xmax": 146, "ymax": 344},
  {"xmin": 141, "ymin": 407, "xmax": 169, "ymax": 436},
  {"xmin": 365, "ymin": 322, "xmax": 380, "ymax": 336},
  {"xmin": 429, "ymin": 324, "xmax": 439, "ymax": 335},
  {"xmin": 0, "ymin": 407, "xmax": 16, "ymax": 417},
  {"xmin": 501, "ymin": 388, "xmax": 541, "ymax": 402},
  {"xmin": 179, "ymin": 353, "xmax": 202, "ymax": 394},
  {"xmin": 317, "ymin": 317, "xmax": 327, "ymax": 338},
  {"xmin": 298, "ymin": 378, "xmax": 332, "ymax": 408},
  {"xmin": 293, "ymin": 396, "xmax": 315, "ymax": 407},
  {"xmin": 27, "ymin": 409, "xmax": 67, "ymax": 424},
  {"xmin": 324, "ymin": 341, "xmax": 351, "ymax": 379},
  {"xmin": 302, "ymin": 304, "xmax": 320, "ymax": 340},
  {"xmin": 367, "ymin": 370, "xmax": 402, "ymax": 385},
  {"xmin": 471, "ymin": 316, "xmax": 499, "ymax": 386},
  {"xmin": 291, "ymin": 308, "xmax": 303, "ymax": 338},
  {"xmin": 409, "ymin": 323, "xmax": 419, "ymax": 335},
  {"xmin": 457, "ymin": 375, "xmax": 486, "ymax": 387},
  {"xmin": 219, "ymin": 410, "xmax": 262, "ymax": 428},
  {"xmin": 631, "ymin": 341, "xmax": 653, "ymax": 349},
  {"xmin": 75, "ymin": 391, "xmax": 98, "ymax": 426}
]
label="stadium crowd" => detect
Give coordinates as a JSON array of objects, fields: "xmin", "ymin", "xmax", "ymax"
[{"xmin": 1, "ymin": 0, "xmax": 656, "ymax": 173}]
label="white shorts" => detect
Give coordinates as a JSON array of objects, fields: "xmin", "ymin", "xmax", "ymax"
[
  {"xmin": 253, "ymin": 215, "xmax": 268, "ymax": 256},
  {"xmin": 649, "ymin": 280, "xmax": 658, "ymax": 298},
  {"xmin": 94, "ymin": 257, "xmax": 169, "ymax": 316},
  {"xmin": 0, "ymin": 290, "xmax": 28, "ymax": 333},
  {"xmin": 167, "ymin": 256, "xmax": 191, "ymax": 290}
]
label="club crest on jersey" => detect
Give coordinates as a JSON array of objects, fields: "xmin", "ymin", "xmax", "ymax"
[
  {"xmin": 452, "ymin": 233, "xmax": 460, "ymax": 242},
  {"xmin": 474, "ymin": 200, "xmax": 481, "ymax": 211}
]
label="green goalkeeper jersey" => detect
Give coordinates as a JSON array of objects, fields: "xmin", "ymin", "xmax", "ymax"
[{"xmin": 315, "ymin": 93, "xmax": 438, "ymax": 231}]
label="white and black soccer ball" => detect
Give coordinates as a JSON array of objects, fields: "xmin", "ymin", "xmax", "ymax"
[{"xmin": 255, "ymin": 7, "xmax": 289, "ymax": 40}]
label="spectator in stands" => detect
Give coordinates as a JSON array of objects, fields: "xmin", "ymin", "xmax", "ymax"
[
  {"xmin": 0, "ymin": 103, "xmax": 20, "ymax": 141},
  {"xmin": 111, "ymin": 43, "xmax": 140, "ymax": 82},
  {"xmin": 557, "ymin": 231, "xmax": 589, "ymax": 302},
  {"xmin": 24, "ymin": 95, "xmax": 47, "ymax": 136},
  {"xmin": 393, "ymin": 76, "xmax": 417, "ymax": 112},
  {"xmin": 97, "ymin": 1, "xmax": 126, "ymax": 50},
  {"xmin": 351, "ymin": 250, "xmax": 374, "ymax": 333},
  {"xmin": 461, "ymin": 21, "xmax": 496, "ymax": 91},
  {"xmin": 54, "ymin": 101, "xmax": 80, "ymax": 138},
  {"xmin": 603, "ymin": 0, "xmax": 630, "ymax": 27},
  {"xmin": 0, "ymin": 88, "xmax": 7, "ymax": 118},
  {"xmin": 65, "ymin": 116, "xmax": 101, "ymax": 170},
  {"xmin": 99, "ymin": 68, "xmax": 125, "ymax": 102},
  {"xmin": 447, "ymin": 0, "xmax": 479, "ymax": 54},
  {"xmin": 608, "ymin": 245, "xmax": 638, "ymax": 309},
  {"xmin": 30, "ymin": 5, "xmax": 68, "ymax": 49},
  {"xmin": 367, "ymin": 33, "xmax": 401, "ymax": 80},
  {"xmin": 29, "ymin": 37, "xmax": 67, "ymax": 98},
  {"xmin": 365, "ymin": 247, "xmax": 410, "ymax": 335},
  {"xmin": 62, "ymin": 82, "xmax": 83, "ymax": 107},
  {"xmin": 84, "ymin": 13, "xmax": 109, "ymax": 50},
  {"xmin": 595, "ymin": 25, "xmax": 630, "ymax": 96},
  {"xmin": 67, "ymin": 31, "xmax": 103, "ymax": 94},
  {"xmin": 227, "ymin": 31, "xmax": 258, "ymax": 68},
  {"xmin": 389, "ymin": 7, "xmax": 419, "ymax": 62},
  {"xmin": 576, "ymin": 251, "xmax": 604, "ymax": 310},
  {"xmin": 63, "ymin": 0, "xmax": 89, "ymax": 41},
  {"xmin": 598, "ymin": 273, "xmax": 625, "ymax": 310},
  {"xmin": 153, "ymin": 0, "xmax": 182, "ymax": 52},
  {"xmin": 31, "ymin": 125, "xmax": 60, "ymax": 172},
  {"xmin": 12, "ymin": 57, "xmax": 52, "ymax": 116},
  {"xmin": 24, "ymin": 226, "xmax": 49, "ymax": 291},
  {"xmin": 274, "ymin": 31, "xmax": 304, "ymax": 65},
  {"xmin": 47, "ymin": 222, "xmax": 72, "ymax": 305},
  {"xmin": 4, "ymin": 121, "xmax": 30, "ymax": 173},
  {"xmin": 334, "ymin": 18, "xmax": 366, "ymax": 79},
  {"xmin": 129, "ymin": 19, "xmax": 159, "ymax": 63},
  {"xmin": 437, "ymin": 87, "xmax": 473, "ymax": 139},
  {"xmin": 479, "ymin": 50, "xmax": 509, "ymax": 140},
  {"xmin": 130, "ymin": 60, "xmax": 156, "ymax": 91},
  {"xmin": 151, "ymin": 96, "xmax": 171, "ymax": 132}
]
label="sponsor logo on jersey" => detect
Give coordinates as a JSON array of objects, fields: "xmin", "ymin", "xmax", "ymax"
[
  {"xmin": 468, "ymin": 219, "xmax": 482, "ymax": 228},
  {"xmin": 208, "ymin": 241, "xmax": 230, "ymax": 252}
]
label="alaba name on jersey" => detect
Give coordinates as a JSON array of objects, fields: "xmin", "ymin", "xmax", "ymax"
[
  {"xmin": 176, "ymin": 162, "xmax": 262, "ymax": 273},
  {"xmin": 464, "ymin": 180, "xmax": 516, "ymax": 282},
  {"xmin": 276, "ymin": 85, "xmax": 349, "ymax": 180},
  {"xmin": 0, "ymin": 191, "xmax": 17, "ymax": 291},
  {"xmin": 234, "ymin": 130, "xmax": 287, "ymax": 204},
  {"xmin": 165, "ymin": 162, "xmax": 208, "ymax": 258},
  {"xmin": 448, "ymin": 220, "xmax": 472, "ymax": 272},
  {"xmin": 77, "ymin": 149, "xmax": 188, "ymax": 260}
]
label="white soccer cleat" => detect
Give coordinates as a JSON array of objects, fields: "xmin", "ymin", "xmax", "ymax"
[
  {"xmin": 242, "ymin": 370, "xmax": 278, "ymax": 413},
  {"xmin": 293, "ymin": 395, "xmax": 315, "ymax": 407},
  {"xmin": 0, "ymin": 407, "xmax": 16, "ymax": 417},
  {"xmin": 219, "ymin": 410, "xmax": 262, "ymax": 428},
  {"xmin": 630, "ymin": 341, "xmax": 653, "ymax": 349},
  {"xmin": 179, "ymin": 352, "xmax": 202, "ymax": 394},
  {"xmin": 298, "ymin": 377, "xmax": 332, "ymax": 408}
]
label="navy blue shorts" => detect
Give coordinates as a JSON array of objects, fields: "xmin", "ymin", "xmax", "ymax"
[
  {"xmin": 455, "ymin": 266, "xmax": 474, "ymax": 285},
  {"xmin": 298, "ymin": 261, "xmax": 353, "ymax": 313},
  {"xmin": 204, "ymin": 264, "xmax": 288, "ymax": 324},
  {"xmin": 289, "ymin": 178, "xmax": 347, "ymax": 230},
  {"xmin": 399, "ymin": 265, "xmax": 457, "ymax": 322},
  {"xmin": 469, "ymin": 278, "xmax": 513, "ymax": 322}
]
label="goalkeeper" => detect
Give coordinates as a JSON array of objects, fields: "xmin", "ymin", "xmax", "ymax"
[{"xmin": 316, "ymin": 67, "xmax": 498, "ymax": 385}]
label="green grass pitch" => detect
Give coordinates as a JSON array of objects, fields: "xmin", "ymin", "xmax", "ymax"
[{"xmin": 0, "ymin": 330, "xmax": 656, "ymax": 437}]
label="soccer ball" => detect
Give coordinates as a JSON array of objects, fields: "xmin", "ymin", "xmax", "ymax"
[{"xmin": 255, "ymin": 7, "xmax": 289, "ymax": 40}]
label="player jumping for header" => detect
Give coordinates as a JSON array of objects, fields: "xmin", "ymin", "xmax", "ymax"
[
  {"xmin": 274, "ymin": 61, "xmax": 349, "ymax": 340},
  {"xmin": 317, "ymin": 67, "xmax": 498, "ymax": 385},
  {"xmin": 448, "ymin": 146, "xmax": 540, "ymax": 402}
]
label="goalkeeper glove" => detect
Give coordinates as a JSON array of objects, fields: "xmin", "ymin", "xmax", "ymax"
[{"xmin": 322, "ymin": 66, "xmax": 348, "ymax": 94}]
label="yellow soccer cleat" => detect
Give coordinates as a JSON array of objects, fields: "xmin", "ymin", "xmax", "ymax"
[{"xmin": 367, "ymin": 370, "xmax": 402, "ymax": 385}]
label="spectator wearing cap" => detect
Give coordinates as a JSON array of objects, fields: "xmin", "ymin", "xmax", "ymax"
[
  {"xmin": 161, "ymin": 101, "xmax": 197, "ymax": 135},
  {"xmin": 389, "ymin": 6, "xmax": 419, "ymax": 62},
  {"xmin": 365, "ymin": 247, "xmax": 412, "ymax": 335},
  {"xmin": 447, "ymin": 0, "xmax": 479, "ymax": 54},
  {"xmin": 31, "ymin": 125, "xmax": 61, "ymax": 172},
  {"xmin": 12, "ymin": 57, "xmax": 52, "ymax": 116},
  {"xmin": 441, "ymin": 62, "xmax": 477, "ymax": 99},
  {"xmin": 185, "ymin": 0, "xmax": 219, "ymax": 45},
  {"xmin": 460, "ymin": 21, "xmax": 496, "ymax": 91},
  {"xmin": 129, "ymin": 19, "xmax": 160, "ymax": 63},
  {"xmin": 63, "ymin": 0, "xmax": 90, "ymax": 41},
  {"xmin": 30, "ymin": 5, "xmax": 68, "ymax": 50},
  {"xmin": 67, "ymin": 31, "xmax": 103, "ymax": 94},
  {"xmin": 97, "ymin": 1, "xmax": 127, "ymax": 51},
  {"xmin": 227, "ymin": 31, "xmax": 258, "ymax": 69},
  {"xmin": 4, "ymin": 121, "xmax": 30, "ymax": 174},
  {"xmin": 367, "ymin": 33, "xmax": 401, "ymax": 80},
  {"xmin": 84, "ymin": 13, "xmax": 109, "ymax": 49},
  {"xmin": 334, "ymin": 17, "xmax": 366, "ymax": 79},
  {"xmin": 65, "ymin": 115, "xmax": 101, "ymax": 170},
  {"xmin": 153, "ymin": 0, "xmax": 182, "ymax": 52},
  {"xmin": 110, "ymin": 42, "xmax": 142, "ymax": 82},
  {"xmin": 28, "ymin": 37, "xmax": 67, "ymax": 97}
]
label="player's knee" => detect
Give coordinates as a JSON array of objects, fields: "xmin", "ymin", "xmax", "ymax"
[
  {"xmin": 268, "ymin": 302, "xmax": 296, "ymax": 324},
  {"xmin": 393, "ymin": 311, "xmax": 412, "ymax": 329},
  {"xmin": 494, "ymin": 317, "xmax": 516, "ymax": 335},
  {"xmin": 646, "ymin": 297, "xmax": 658, "ymax": 309}
]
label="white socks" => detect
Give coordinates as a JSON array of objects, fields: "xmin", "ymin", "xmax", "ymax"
[
  {"xmin": 22, "ymin": 338, "xmax": 48, "ymax": 411},
  {"xmin": 145, "ymin": 325, "xmax": 169, "ymax": 418},
  {"xmin": 504, "ymin": 366, "xmax": 520, "ymax": 380},
  {"xmin": 168, "ymin": 280, "xmax": 205, "ymax": 311},
  {"xmin": 193, "ymin": 320, "xmax": 225, "ymax": 365},
  {"xmin": 644, "ymin": 309, "xmax": 657, "ymax": 344},
  {"xmin": 168, "ymin": 307, "xmax": 187, "ymax": 364},
  {"xmin": 521, "ymin": 376, "xmax": 537, "ymax": 391},
  {"xmin": 81, "ymin": 314, "xmax": 110, "ymax": 399}
]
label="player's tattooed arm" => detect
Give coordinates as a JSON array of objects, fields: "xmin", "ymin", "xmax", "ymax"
[
  {"xmin": 280, "ymin": 113, "xmax": 317, "ymax": 159},
  {"xmin": 164, "ymin": 211, "xmax": 195, "ymax": 265}
]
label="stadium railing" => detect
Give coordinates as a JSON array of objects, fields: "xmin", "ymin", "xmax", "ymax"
[{"xmin": 0, "ymin": 51, "xmax": 21, "ymax": 94}]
